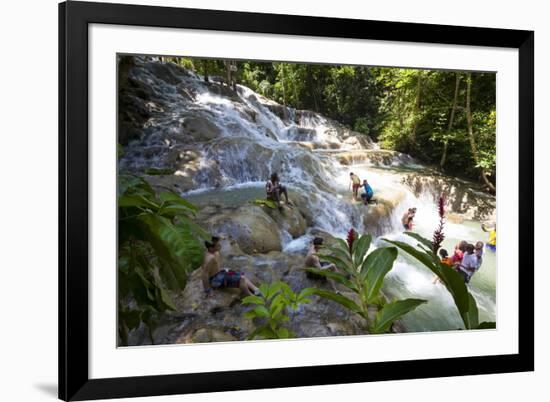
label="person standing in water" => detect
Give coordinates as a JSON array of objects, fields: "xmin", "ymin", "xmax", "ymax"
[
  {"xmin": 401, "ymin": 207, "xmax": 416, "ymax": 230},
  {"xmin": 360, "ymin": 179, "xmax": 374, "ymax": 205},
  {"xmin": 201, "ymin": 236, "xmax": 261, "ymax": 297},
  {"xmin": 349, "ymin": 172, "xmax": 361, "ymax": 201},
  {"xmin": 482, "ymin": 223, "xmax": 496, "ymax": 251},
  {"xmin": 266, "ymin": 172, "xmax": 290, "ymax": 211}
]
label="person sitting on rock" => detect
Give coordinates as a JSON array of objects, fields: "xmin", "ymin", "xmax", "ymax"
[
  {"xmin": 349, "ymin": 172, "xmax": 361, "ymax": 200},
  {"xmin": 359, "ymin": 179, "xmax": 374, "ymax": 205},
  {"xmin": 304, "ymin": 237, "xmax": 339, "ymax": 292},
  {"xmin": 201, "ymin": 236, "xmax": 261, "ymax": 297},
  {"xmin": 266, "ymin": 172, "xmax": 290, "ymax": 210}
]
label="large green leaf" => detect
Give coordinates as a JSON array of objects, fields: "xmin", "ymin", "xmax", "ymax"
[
  {"xmin": 315, "ymin": 254, "xmax": 353, "ymax": 274},
  {"xmin": 119, "ymin": 194, "xmax": 160, "ymax": 210},
  {"xmin": 460, "ymin": 292, "xmax": 479, "ymax": 330},
  {"xmin": 304, "ymin": 267, "xmax": 357, "ymax": 292},
  {"xmin": 437, "ymin": 262, "xmax": 471, "ymax": 319},
  {"xmin": 159, "ymin": 192, "xmax": 198, "ymax": 212},
  {"xmin": 310, "ymin": 289, "xmax": 363, "ymax": 316},
  {"xmin": 371, "ymin": 298, "xmax": 427, "ymax": 334},
  {"xmin": 477, "ymin": 321, "xmax": 496, "ymax": 329},
  {"xmin": 137, "ymin": 214, "xmax": 196, "ymax": 289},
  {"xmin": 353, "ymin": 233, "xmax": 372, "ymax": 266},
  {"xmin": 362, "ymin": 247, "xmax": 398, "ymax": 303},
  {"xmin": 382, "ymin": 238, "xmax": 437, "ymax": 273}
]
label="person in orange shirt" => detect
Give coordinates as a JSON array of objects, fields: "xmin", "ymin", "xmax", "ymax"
[{"xmin": 433, "ymin": 249, "xmax": 452, "ymax": 284}]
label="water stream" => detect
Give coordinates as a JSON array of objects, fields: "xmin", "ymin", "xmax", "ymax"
[{"xmin": 120, "ymin": 60, "xmax": 496, "ymax": 332}]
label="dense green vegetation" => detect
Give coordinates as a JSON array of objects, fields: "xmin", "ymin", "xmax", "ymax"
[
  {"xmin": 164, "ymin": 56, "xmax": 496, "ymax": 189},
  {"xmin": 117, "ymin": 175, "xmax": 208, "ymax": 345}
]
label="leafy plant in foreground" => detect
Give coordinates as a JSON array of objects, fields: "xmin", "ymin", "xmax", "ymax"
[
  {"xmin": 242, "ymin": 281, "xmax": 315, "ymax": 339},
  {"xmin": 118, "ymin": 175, "xmax": 208, "ymax": 345},
  {"xmin": 382, "ymin": 196, "xmax": 495, "ymax": 330},
  {"xmin": 306, "ymin": 229, "xmax": 426, "ymax": 334}
]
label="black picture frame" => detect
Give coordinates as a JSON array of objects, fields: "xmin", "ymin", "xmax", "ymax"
[{"xmin": 59, "ymin": 1, "xmax": 534, "ymax": 400}]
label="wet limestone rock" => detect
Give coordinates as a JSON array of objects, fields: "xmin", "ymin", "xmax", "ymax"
[{"xmin": 203, "ymin": 205, "xmax": 283, "ymax": 254}]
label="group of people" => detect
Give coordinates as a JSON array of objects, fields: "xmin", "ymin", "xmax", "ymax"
[
  {"xmin": 437, "ymin": 241, "xmax": 484, "ymax": 284},
  {"xmin": 349, "ymin": 172, "xmax": 374, "ymax": 205},
  {"xmin": 401, "ymin": 207, "xmax": 417, "ymax": 230}
]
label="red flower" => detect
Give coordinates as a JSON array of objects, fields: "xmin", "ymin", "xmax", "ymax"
[{"xmin": 346, "ymin": 228, "xmax": 356, "ymax": 252}]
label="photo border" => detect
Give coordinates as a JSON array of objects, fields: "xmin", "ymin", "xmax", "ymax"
[{"xmin": 59, "ymin": 1, "xmax": 534, "ymax": 400}]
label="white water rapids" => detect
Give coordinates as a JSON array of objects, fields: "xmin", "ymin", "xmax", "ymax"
[{"xmin": 120, "ymin": 60, "xmax": 496, "ymax": 332}]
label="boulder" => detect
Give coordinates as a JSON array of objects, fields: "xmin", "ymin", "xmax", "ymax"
[
  {"xmin": 203, "ymin": 205, "xmax": 283, "ymax": 254},
  {"xmin": 265, "ymin": 204, "xmax": 307, "ymax": 239},
  {"xmin": 181, "ymin": 115, "xmax": 221, "ymax": 142}
]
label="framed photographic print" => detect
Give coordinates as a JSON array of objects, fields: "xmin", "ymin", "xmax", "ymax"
[{"xmin": 59, "ymin": 1, "xmax": 534, "ymax": 400}]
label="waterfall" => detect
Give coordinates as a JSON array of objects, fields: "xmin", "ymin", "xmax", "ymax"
[{"xmin": 119, "ymin": 58, "xmax": 496, "ymax": 331}]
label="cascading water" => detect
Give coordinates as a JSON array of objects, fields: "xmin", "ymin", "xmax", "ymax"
[{"xmin": 119, "ymin": 59, "xmax": 496, "ymax": 332}]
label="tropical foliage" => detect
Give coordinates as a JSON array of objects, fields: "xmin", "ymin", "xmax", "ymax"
[
  {"xmin": 306, "ymin": 229, "xmax": 426, "ymax": 333},
  {"xmin": 242, "ymin": 281, "xmax": 315, "ymax": 339},
  {"xmin": 118, "ymin": 175, "xmax": 208, "ymax": 345},
  {"xmin": 382, "ymin": 232, "xmax": 495, "ymax": 330}
]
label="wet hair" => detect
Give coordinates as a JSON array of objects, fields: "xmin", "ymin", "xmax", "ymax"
[
  {"xmin": 204, "ymin": 236, "xmax": 220, "ymax": 250},
  {"xmin": 458, "ymin": 240, "xmax": 468, "ymax": 251},
  {"xmin": 363, "ymin": 179, "xmax": 368, "ymax": 183},
  {"xmin": 465, "ymin": 244, "xmax": 475, "ymax": 254},
  {"xmin": 270, "ymin": 172, "xmax": 279, "ymax": 182},
  {"xmin": 313, "ymin": 237, "xmax": 324, "ymax": 246},
  {"xmin": 475, "ymin": 241, "xmax": 484, "ymax": 249},
  {"xmin": 349, "ymin": 172, "xmax": 354, "ymax": 176},
  {"xmin": 439, "ymin": 249, "xmax": 449, "ymax": 258}
]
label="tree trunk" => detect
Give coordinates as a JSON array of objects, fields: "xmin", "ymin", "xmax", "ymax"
[
  {"xmin": 440, "ymin": 73, "xmax": 461, "ymax": 170},
  {"xmin": 465, "ymin": 74, "xmax": 496, "ymax": 192},
  {"xmin": 202, "ymin": 61, "xmax": 209, "ymax": 83},
  {"xmin": 410, "ymin": 72, "xmax": 423, "ymax": 145}
]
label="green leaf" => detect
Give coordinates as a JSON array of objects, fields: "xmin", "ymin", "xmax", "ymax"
[
  {"xmin": 119, "ymin": 194, "xmax": 160, "ymax": 210},
  {"xmin": 317, "ymin": 252, "xmax": 353, "ymax": 274},
  {"xmin": 404, "ymin": 232, "xmax": 433, "ymax": 250},
  {"xmin": 253, "ymin": 305, "xmax": 270, "ymax": 318},
  {"xmin": 372, "ymin": 298, "xmax": 427, "ymax": 334},
  {"xmin": 310, "ymin": 289, "xmax": 363, "ymax": 315},
  {"xmin": 304, "ymin": 267, "xmax": 357, "ymax": 291},
  {"xmin": 477, "ymin": 321, "xmax": 496, "ymax": 329},
  {"xmin": 242, "ymin": 295, "xmax": 265, "ymax": 305},
  {"xmin": 362, "ymin": 247, "xmax": 398, "ymax": 303},
  {"xmin": 250, "ymin": 199, "xmax": 278, "ymax": 209},
  {"xmin": 137, "ymin": 214, "xmax": 196, "ymax": 289},
  {"xmin": 437, "ymin": 263, "xmax": 471, "ymax": 320},
  {"xmin": 277, "ymin": 327, "xmax": 291, "ymax": 339},
  {"xmin": 382, "ymin": 238, "xmax": 437, "ymax": 273},
  {"xmin": 159, "ymin": 192, "xmax": 198, "ymax": 212},
  {"xmin": 461, "ymin": 292, "xmax": 479, "ymax": 330},
  {"xmin": 353, "ymin": 233, "xmax": 372, "ymax": 266}
]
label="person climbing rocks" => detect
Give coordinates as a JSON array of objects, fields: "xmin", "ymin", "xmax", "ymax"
[
  {"xmin": 304, "ymin": 237, "xmax": 339, "ymax": 292},
  {"xmin": 482, "ymin": 223, "xmax": 496, "ymax": 251},
  {"xmin": 349, "ymin": 172, "xmax": 361, "ymax": 200},
  {"xmin": 266, "ymin": 172, "xmax": 290, "ymax": 211},
  {"xmin": 201, "ymin": 236, "xmax": 261, "ymax": 297},
  {"xmin": 457, "ymin": 243, "xmax": 478, "ymax": 283},
  {"xmin": 360, "ymin": 179, "xmax": 374, "ymax": 205},
  {"xmin": 401, "ymin": 207, "xmax": 416, "ymax": 230}
]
